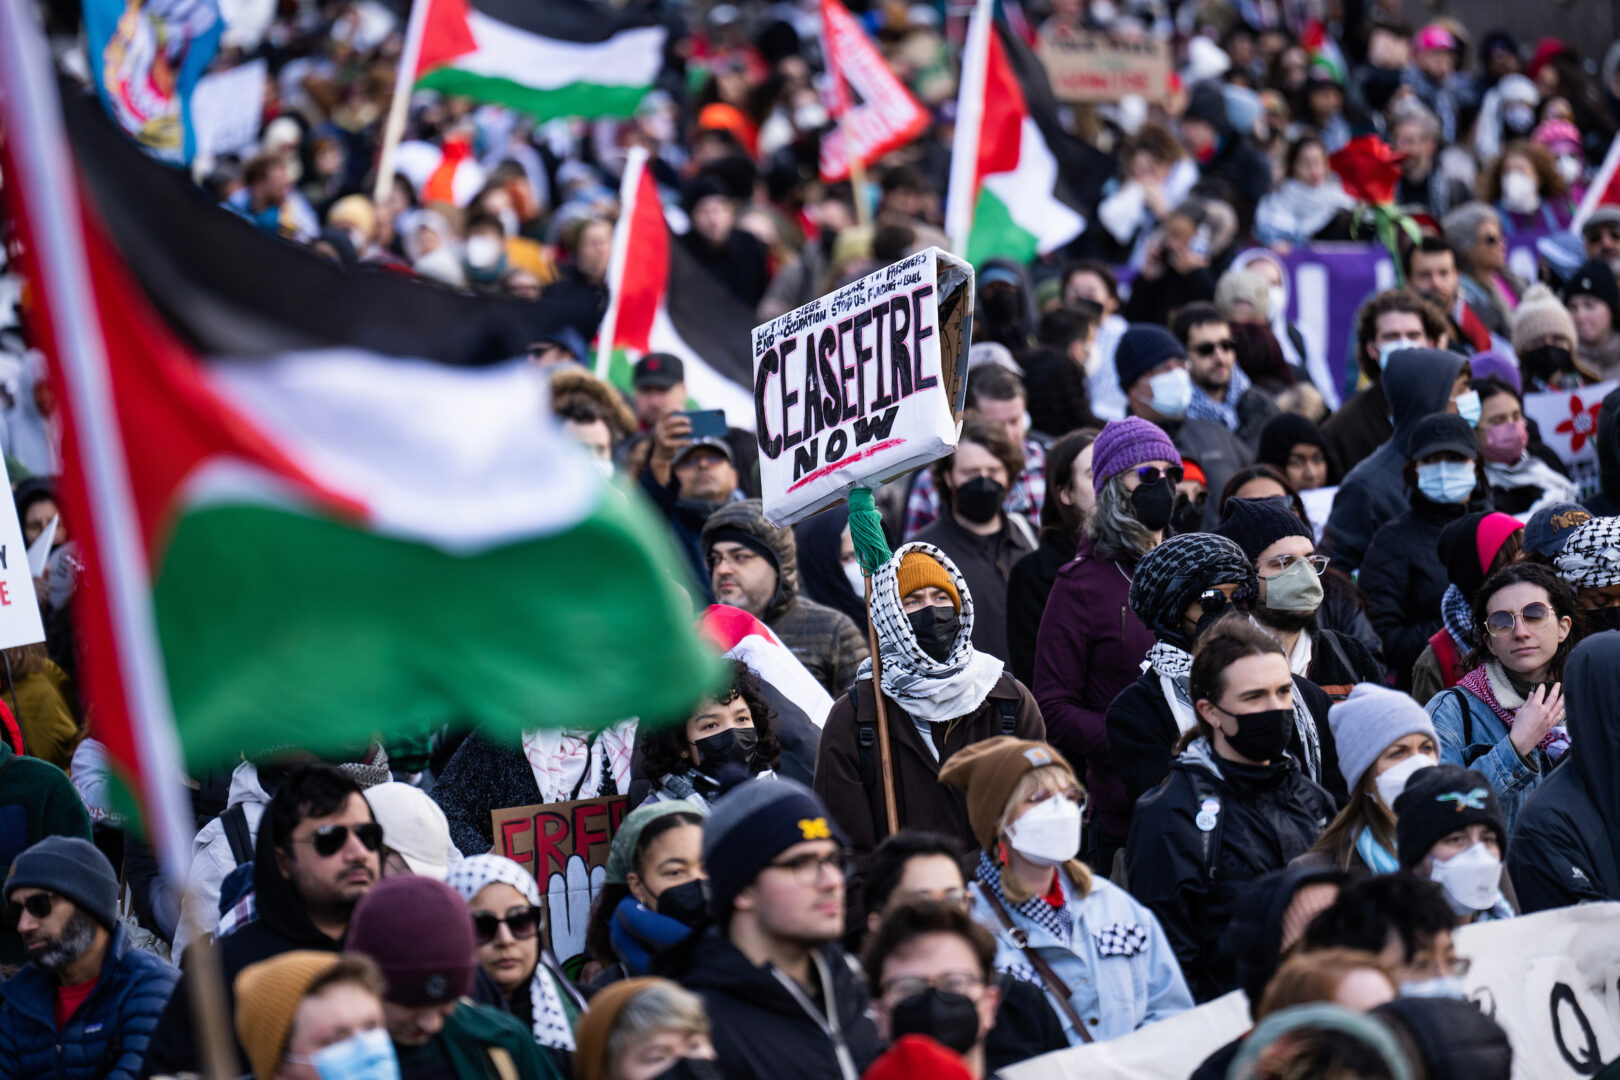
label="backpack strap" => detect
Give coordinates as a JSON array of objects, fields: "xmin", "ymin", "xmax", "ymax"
[
  {"xmin": 221, "ymin": 804, "xmax": 254, "ymax": 867},
  {"xmin": 972, "ymin": 881, "xmax": 1093, "ymax": 1044},
  {"xmin": 999, "ymin": 695, "xmax": 1019, "ymax": 737},
  {"xmin": 1447, "ymin": 686, "xmax": 1491, "ymax": 766},
  {"xmin": 854, "ymin": 681, "xmax": 894, "ymax": 842}
]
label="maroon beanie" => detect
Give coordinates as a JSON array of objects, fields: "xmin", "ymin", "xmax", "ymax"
[{"xmin": 347, "ymin": 875, "xmax": 477, "ymax": 1006}]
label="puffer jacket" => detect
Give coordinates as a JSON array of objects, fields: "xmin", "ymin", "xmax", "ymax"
[
  {"xmin": 0, "ymin": 925, "xmax": 180, "ymax": 1080},
  {"xmin": 701, "ymin": 500, "xmax": 869, "ymax": 698}
]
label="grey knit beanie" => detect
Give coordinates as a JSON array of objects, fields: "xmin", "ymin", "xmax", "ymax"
[
  {"xmin": 701, "ymin": 776, "xmax": 846, "ymax": 919},
  {"xmin": 1327, "ymin": 684, "xmax": 1438, "ymax": 793},
  {"xmin": 4, "ymin": 836, "xmax": 121, "ymax": 931}
]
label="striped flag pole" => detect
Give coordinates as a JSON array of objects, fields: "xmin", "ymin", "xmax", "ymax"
[
  {"xmin": 945, "ymin": 0, "xmax": 992, "ymax": 256},
  {"xmin": 373, "ymin": 0, "xmax": 434, "ymax": 204},
  {"xmin": 594, "ymin": 145, "xmax": 648, "ymax": 381}
]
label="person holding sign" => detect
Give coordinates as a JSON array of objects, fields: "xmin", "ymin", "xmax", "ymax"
[{"xmin": 813, "ymin": 544, "xmax": 1043, "ymax": 930}]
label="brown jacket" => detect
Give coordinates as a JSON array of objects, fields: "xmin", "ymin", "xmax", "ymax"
[{"xmin": 814, "ymin": 672, "xmax": 1044, "ymax": 928}]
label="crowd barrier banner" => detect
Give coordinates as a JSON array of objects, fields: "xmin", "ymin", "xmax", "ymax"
[
  {"xmin": 491, "ymin": 795, "xmax": 631, "ymax": 965},
  {"xmin": 999, "ymin": 989, "xmax": 1250, "ymax": 1079}
]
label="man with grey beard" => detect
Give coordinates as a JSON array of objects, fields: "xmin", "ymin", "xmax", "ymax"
[{"xmin": 0, "ymin": 837, "xmax": 179, "ymax": 1080}]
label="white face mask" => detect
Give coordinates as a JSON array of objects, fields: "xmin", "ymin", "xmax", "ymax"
[
  {"xmin": 1147, "ymin": 367, "xmax": 1193, "ymax": 419},
  {"xmin": 1453, "ymin": 389, "xmax": 1482, "ymax": 427},
  {"xmin": 465, "ymin": 234, "xmax": 503, "ymax": 269},
  {"xmin": 1267, "ymin": 284, "xmax": 1287, "ymax": 321},
  {"xmin": 1374, "ymin": 752, "xmax": 1437, "ymax": 810},
  {"xmin": 1557, "ymin": 154, "xmax": 1584, "ymax": 186},
  {"xmin": 843, "ymin": 560, "xmax": 865, "ymax": 596},
  {"xmin": 1429, "ymin": 841, "xmax": 1502, "ymax": 912},
  {"xmin": 1377, "ymin": 339, "xmax": 1422, "ymax": 370},
  {"xmin": 1005, "ymin": 795, "xmax": 1083, "ymax": 867},
  {"xmin": 1500, "ymin": 170, "xmax": 1539, "ymax": 214}
]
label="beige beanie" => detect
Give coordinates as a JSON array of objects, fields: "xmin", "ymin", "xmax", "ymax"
[
  {"xmin": 1511, "ymin": 284, "xmax": 1577, "ymax": 355},
  {"xmin": 1215, "ymin": 268, "xmax": 1270, "ymax": 322}
]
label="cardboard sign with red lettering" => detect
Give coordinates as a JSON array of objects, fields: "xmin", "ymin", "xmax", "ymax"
[
  {"xmin": 0, "ymin": 456, "xmax": 46, "ymax": 650},
  {"xmin": 1036, "ymin": 29, "xmax": 1171, "ymax": 103},
  {"xmin": 491, "ymin": 795, "xmax": 630, "ymax": 965}
]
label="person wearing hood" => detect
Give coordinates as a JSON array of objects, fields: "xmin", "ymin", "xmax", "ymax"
[
  {"xmin": 975, "ymin": 261, "xmax": 1034, "ymax": 354},
  {"xmin": 1107, "ymin": 531, "xmax": 1342, "ymax": 812},
  {"xmin": 1124, "ymin": 615, "xmax": 1336, "ymax": 1002},
  {"xmin": 1230, "ymin": 249, "xmax": 1324, "ymax": 399},
  {"xmin": 1505, "ymin": 631, "xmax": 1620, "ymax": 912},
  {"xmin": 1410, "ymin": 512, "xmax": 1524, "ymax": 703},
  {"xmin": 1323, "ymin": 345, "xmax": 1469, "ymax": 573},
  {"xmin": 1471, "ymin": 376, "xmax": 1581, "ymax": 516},
  {"xmin": 1395, "ymin": 765, "xmax": 1518, "ymax": 923},
  {"xmin": 637, "ymin": 658, "xmax": 782, "ymax": 807},
  {"xmin": 937, "ymin": 737, "xmax": 1192, "ymax": 1045},
  {"xmin": 791, "ymin": 502, "xmax": 869, "ymax": 628},
  {"xmin": 581, "ymin": 802, "xmax": 708, "ymax": 986},
  {"xmin": 1586, "ymin": 387, "xmax": 1620, "ymax": 516},
  {"xmin": 1178, "ymin": 81, "xmax": 1272, "ymax": 228},
  {"xmin": 1033, "ymin": 418, "xmax": 1176, "ymax": 873},
  {"xmin": 814, "ymin": 544, "xmax": 1043, "ymax": 930},
  {"xmin": 1361, "ymin": 413, "xmax": 1493, "ymax": 689},
  {"xmin": 1427, "ymin": 562, "xmax": 1577, "ymax": 838},
  {"xmin": 701, "ymin": 499, "xmax": 869, "ymax": 697},
  {"xmin": 1373, "ymin": 996, "xmax": 1514, "ymax": 1080},
  {"xmin": 1474, "ymin": 72, "xmax": 1540, "ymax": 164},
  {"xmin": 1563, "ymin": 258, "xmax": 1620, "ymax": 381},
  {"xmin": 141, "ymin": 765, "xmax": 383, "ymax": 1077},
  {"xmin": 1007, "ymin": 429, "xmax": 1098, "ymax": 687}
]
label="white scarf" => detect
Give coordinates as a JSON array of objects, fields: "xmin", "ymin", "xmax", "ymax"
[
  {"xmin": 857, "ymin": 542, "xmax": 1004, "ymax": 724},
  {"xmin": 1288, "ymin": 631, "xmax": 1314, "ymax": 678},
  {"xmin": 520, "ymin": 721, "xmax": 637, "ymax": 803}
]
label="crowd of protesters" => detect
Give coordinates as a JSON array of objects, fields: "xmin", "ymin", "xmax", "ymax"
[{"xmin": 16, "ymin": 0, "xmax": 1620, "ymax": 1076}]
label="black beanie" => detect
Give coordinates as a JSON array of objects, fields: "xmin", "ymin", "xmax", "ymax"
[
  {"xmin": 1562, "ymin": 258, "xmax": 1620, "ymax": 324},
  {"xmin": 1215, "ymin": 496, "xmax": 1313, "ymax": 562},
  {"xmin": 1394, "ymin": 764, "xmax": 1506, "ymax": 871},
  {"xmin": 4, "ymin": 836, "xmax": 121, "ymax": 931},
  {"xmin": 1185, "ymin": 81, "xmax": 1230, "ymax": 131},
  {"xmin": 1257, "ymin": 413, "xmax": 1332, "ymax": 477},
  {"xmin": 704, "ymin": 525, "xmax": 780, "ymax": 574},
  {"xmin": 701, "ymin": 776, "xmax": 848, "ymax": 919},
  {"xmin": 1116, "ymin": 324, "xmax": 1186, "ymax": 393}
]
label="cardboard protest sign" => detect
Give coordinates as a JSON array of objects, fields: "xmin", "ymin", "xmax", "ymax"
[
  {"xmin": 1523, "ymin": 381, "xmax": 1617, "ymax": 499},
  {"xmin": 492, "ymin": 795, "xmax": 630, "ymax": 965},
  {"xmin": 0, "ymin": 457, "xmax": 46, "ymax": 650},
  {"xmin": 1001, "ymin": 990, "xmax": 1249, "ymax": 1080},
  {"xmin": 191, "ymin": 59, "xmax": 269, "ymax": 162},
  {"xmin": 752, "ymin": 247, "xmax": 974, "ymax": 527},
  {"xmin": 1036, "ymin": 29, "xmax": 1171, "ymax": 104}
]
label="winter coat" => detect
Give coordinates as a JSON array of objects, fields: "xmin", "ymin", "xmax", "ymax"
[
  {"xmin": 1322, "ymin": 349, "xmax": 1466, "ymax": 571},
  {"xmin": 10, "ymin": 661, "xmax": 78, "ymax": 772},
  {"xmin": 815, "ymin": 673, "xmax": 1043, "ymax": 929},
  {"xmin": 911, "ymin": 510, "xmax": 1036, "ymax": 664},
  {"xmin": 1108, "ymin": 670, "xmax": 1345, "ymax": 814},
  {"xmin": 1427, "ymin": 685, "xmax": 1552, "ymax": 847},
  {"xmin": 638, "ymin": 465, "xmax": 725, "ymax": 603},
  {"xmin": 1320, "ymin": 384, "xmax": 1390, "ymax": 480},
  {"xmin": 0, "ymin": 742, "xmax": 91, "ymax": 965},
  {"xmin": 1298, "ymin": 627, "xmax": 1387, "ymax": 704},
  {"xmin": 1361, "ymin": 491, "xmax": 1481, "ymax": 691},
  {"xmin": 1124, "ymin": 738, "xmax": 1335, "ymax": 1003},
  {"xmin": 985, "ymin": 976, "xmax": 1069, "ymax": 1074},
  {"xmin": 676, "ymin": 929, "xmax": 883, "ymax": 1080},
  {"xmin": 1033, "ymin": 537, "xmax": 1157, "ymax": 848},
  {"xmin": 396, "ymin": 1001, "xmax": 563, "ymax": 1080},
  {"xmin": 702, "ymin": 500, "xmax": 870, "ymax": 697},
  {"xmin": 971, "ymin": 862, "xmax": 1192, "ymax": 1046},
  {"xmin": 1319, "ymin": 574, "xmax": 1384, "ymax": 664},
  {"xmin": 1164, "ymin": 418, "xmax": 1254, "ymax": 529},
  {"xmin": 173, "ymin": 761, "xmax": 270, "ymax": 959},
  {"xmin": 1006, "ymin": 530, "xmax": 1077, "ymax": 688},
  {"xmin": 1122, "ymin": 264, "xmax": 1218, "ymax": 327},
  {"xmin": 0, "ymin": 925, "xmax": 179, "ymax": 1080}
]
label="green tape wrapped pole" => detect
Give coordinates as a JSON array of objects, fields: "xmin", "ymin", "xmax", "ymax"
[{"xmin": 849, "ymin": 486, "xmax": 900, "ymax": 837}]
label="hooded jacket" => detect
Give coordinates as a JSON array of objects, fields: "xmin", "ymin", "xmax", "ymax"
[
  {"xmin": 1586, "ymin": 386, "xmax": 1620, "ymax": 516},
  {"xmin": 676, "ymin": 928, "xmax": 883, "ymax": 1080},
  {"xmin": 1323, "ymin": 348, "xmax": 1465, "ymax": 571},
  {"xmin": 702, "ymin": 500, "xmax": 870, "ymax": 697},
  {"xmin": 1507, "ymin": 634, "xmax": 1620, "ymax": 913},
  {"xmin": 1124, "ymin": 737, "xmax": 1335, "ymax": 1003}
]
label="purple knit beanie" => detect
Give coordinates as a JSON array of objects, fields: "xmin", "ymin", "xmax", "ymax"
[
  {"xmin": 347, "ymin": 875, "xmax": 478, "ymax": 1006},
  {"xmin": 1091, "ymin": 417, "xmax": 1182, "ymax": 493}
]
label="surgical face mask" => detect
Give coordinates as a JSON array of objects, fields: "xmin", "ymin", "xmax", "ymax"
[
  {"xmin": 1263, "ymin": 558, "xmax": 1324, "ymax": 614},
  {"xmin": 1500, "ymin": 170, "xmax": 1539, "ymax": 214},
  {"xmin": 1502, "ymin": 103, "xmax": 1536, "ymax": 134},
  {"xmin": 1416, "ymin": 460, "xmax": 1476, "ymax": 504},
  {"xmin": 1374, "ymin": 752, "xmax": 1437, "ymax": 810},
  {"xmin": 465, "ymin": 233, "xmax": 504, "ymax": 269},
  {"xmin": 907, "ymin": 605, "xmax": 960, "ymax": 664},
  {"xmin": 1147, "ymin": 367, "xmax": 1193, "ymax": 419},
  {"xmin": 1452, "ymin": 390, "xmax": 1481, "ymax": 428},
  {"xmin": 1004, "ymin": 794, "xmax": 1082, "ymax": 867},
  {"xmin": 1401, "ymin": 975, "xmax": 1468, "ymax": 1000},
  {"xmin": 1429, "ymin": 841, "xmax": 1503, "ymax": 913},
  {"xmin": 843, "ymin": 561, "xmax": 866, "ymax": 596},
  {"xmin": 288, "ymin": 1029, "xmax": 400, "ymax": 1080},
  {"xmin": 1481, "ymin": 419, "xmax": 1528, "ymax": 464},
  {"xmin": 1377, "ymin": 339, "xmax": 1420, "ymax": 370},
  {"xmin": 1557, "ymin": 154, "xmax": 1584, "ymax": 186},
  {"xmin": 1267, "ymin": 284, "xmax": 1286, "ymax": 321},
  {"xmin": 693, "ymin": 727, "xmax": 758, "ymax": 771}
]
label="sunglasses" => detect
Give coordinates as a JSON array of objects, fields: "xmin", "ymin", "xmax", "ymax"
[
  {"xmin": 471, "ymin": 905, "xmax": 542, "ymax": 945},
  {"xmin": 297, "ymin": 822, "xmax": 385, "ymax": 858},
  {"xmin": 1134, "ymin": 465, "xmax": 1185, "ymax": 486},
  {"xmin": 1480, "ymin": 232, "xmax": 1503, "ymax": 247},
  {"xmin": 1587, "ymin": 225, "xmax": 1620, "ymax": 242},
  {"xmin": 1484, "ymin": 602, "xmax": 1552, "ymax": 637},
  {"xmin": 1196, "ymin": 586, "xmax": 1249, "ymax": 618},
  {"xmin": 1191, "ymin": 339, "xmax": 1237, "ymax": 357},
  {"xmin": 4, "ymin": 893, "xmax": 55, "ymax": 927}
]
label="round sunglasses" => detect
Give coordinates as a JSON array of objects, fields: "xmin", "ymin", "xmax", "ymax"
[
  {"xmin": 1134, "ymin": 465, "xmax": 1185, "ymax": 486},
  {"xmin": 1483, "ymin": 602, "xmax": 1552, "ymax": 638}
]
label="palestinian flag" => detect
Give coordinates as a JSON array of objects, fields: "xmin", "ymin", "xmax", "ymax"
[
  {"xmin": 698, "ymin": 605, "xmax": 830, "ymax": 785},
  {"xmin": 594, "ymin": 148, "xmax": 759, "ymax": 428},
  {"xmin": 410, "ymin": 0, "xmax": 668, "ymax": 121},
  {"xmin": 1575, "ymin": 131, "xmax": 1620, "ymax": 233},
  {"xmin": 0, "ymin": 35, "xmax": 720, "ymax": 870},
  {"xmin": 1301, "ymin": 20, "xmax": 1347, "ymax": 86},
  {"xmin": 945, "ymin": 0, "xmax": 1109, "ymax": 266}
]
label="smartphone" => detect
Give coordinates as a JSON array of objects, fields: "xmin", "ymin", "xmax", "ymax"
[{"xmin": 678, "ymin": 409, "xmax": 728, "ymax": 439}]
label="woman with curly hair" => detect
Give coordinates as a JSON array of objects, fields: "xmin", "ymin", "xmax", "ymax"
[{"xmin": 635, "ymin": 659, "xmax": 781, "ymax": 807}]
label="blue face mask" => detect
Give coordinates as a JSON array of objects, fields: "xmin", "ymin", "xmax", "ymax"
[
  {"xmin": 1377, "ymin": 340, "xmax": 1413, "ymax": 370},
  {"xmin": 288, "ymin": 1028, "xmax": 400, "ymax": 1080},
  {"xmin": 1417, "ymin": 460, "xmax": 1476, "ymax": 504},
  {"xmin": 1453, "ymin": 390, "xmax": 1482, "ymax": 427},
  {"xmin": 1400, "ymin": 975, "xmax": 1469, "ymax": 1000}
]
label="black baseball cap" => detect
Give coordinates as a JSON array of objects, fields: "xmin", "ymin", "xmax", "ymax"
[
  {"xmin": 1406, "ymin": 413, "xmax": 1478, "ymax": 461},
  {"xmin": 633, "ymin": 352, "xmax": 685, "ymax": 389}
]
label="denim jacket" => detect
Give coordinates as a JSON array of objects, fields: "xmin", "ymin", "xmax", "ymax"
[
  {"xmin": 1425, "ymin": 686, "xmax": 1549, "ymax": 838},
  {"xmin": 970, "ymin": 856, "xmax": 1192, "ymax": 1045}
]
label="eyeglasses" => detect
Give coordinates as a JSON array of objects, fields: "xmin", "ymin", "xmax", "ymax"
[
  {"xmin": 471, "ymin": 905, "xmax": 542, "ymax": 945},
  {"xmin": 1587, "ymin": 225, "xmax": 1620, "ymax": 242},
  {"xmin": 1133, "ymin": 465, "xmax": 1185, "ymax": 486},
  {"xmin": 1191, "ymin": 339, "xmax": 1237, "ymax": 357},
  {"xmin": 297, "ymin": 822, "xmax": 385, "ymax": 858},
  {"xmin": 897, "ymin": 888, "xmax": 972, "ymax": 912},
  {"xmin": 766, "ymin": 849, "xmax": 850, "ymax": 887},
  {"xmin": 1027, "ymin": 784, "xmax": 1088, "ymax": 812},
  {"xmin": 1260, "ymin": 554, "xmax": 1329, "ymax": 578},
  {"xmin": 1484, "ymin": 602, "xmax": 1552, "ymax": 637},
  {"xmin": 4, "ymin": 893, "xmax": 55, "ymax": 927},
  {"xmin": 1480, "ymin": 232, "xmax": 1503, "ymax": 247},
  {"xmin": 881, "ymin": 973, "xmax": 984, "ymax": 1002}
]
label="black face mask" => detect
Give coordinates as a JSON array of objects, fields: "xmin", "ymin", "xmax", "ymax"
[
  {"xmin": 890, "ymin": 989, "xmax": 982, "ymax": 1055},
  {"xmin": 1130, "ymin": 478, "xmax": 1176, "ymax": 532},
  {"xmin": 651, "ymin": 878, "xmax": 709, "ymax": 928},
  {"xmin": 953, "ymin": 476, "xmax": 1005, "ymax": 524},
  {"xmin": 1170, "ymin": 492, "xmax": 1206, "ymax": 535},
  {"xmin": 982, "ymin": 288, "xmax": 1022, "ymax": 324},
  {"xmin": 1219, "ymin": 706, "xmax": 1295, "ymax": 763},
  {"xmin": 907, "ymin": 605, "xmax": 960, "ymax": 663},
  {"xmin": 1586, "ymin": 606, "xmax": 1620, "ymax": 633},
  {"xmin": 651, "ymin": 1057, "xmax": 724, "ymax": 1080},
  {"xmin": 1521, "ymin": 344, "xmax": 1574, "ymax": 385},
  {"xmin": 693, "ymin": 727, "xmax": 758, "ymax": 771}
]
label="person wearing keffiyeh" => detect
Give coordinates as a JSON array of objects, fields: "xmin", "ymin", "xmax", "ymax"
[{"xmin": 1554, "ymin": 514, "xmax": 1620, "ymax": 631}]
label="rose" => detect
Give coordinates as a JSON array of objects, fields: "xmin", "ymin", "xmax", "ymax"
[{"xmin": 1329, "ymin": 134, "xmax": 1405, "ymax": 207}]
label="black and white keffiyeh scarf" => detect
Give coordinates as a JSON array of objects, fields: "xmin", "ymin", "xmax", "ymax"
[{"xmin": 1556, "ymin": 516, "xmax": 1620, "ymax": 589}]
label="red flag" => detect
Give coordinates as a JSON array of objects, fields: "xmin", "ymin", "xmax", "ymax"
[{"xmin": 818, "ymin": 0, "xmax": 928, "ymax": 183}]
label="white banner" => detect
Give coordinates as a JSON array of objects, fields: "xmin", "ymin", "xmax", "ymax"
[
  {"xmin": 0, "ymin": 457, "xmax": 46, "ymax": 650},
  {"xmin": 1000, "ymin": 990, "xmax": 1250, "ymax": 1080},
  {"xmin": 191, "ymin": 59, "xmax": 269, "ymax": 161},
  {"xmin": 752, "ymin": 247, "xmax": 974, "ymax": 526},
  {"xmin": 1523, "ymin": 380, "xmax": 1618, "ymax": 498}
]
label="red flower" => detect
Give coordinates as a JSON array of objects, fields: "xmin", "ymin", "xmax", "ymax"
[
  {"xmin": 1329, "ymin": 135, "xmax": 1405, "ymax": 206},
  {"xmin": 1556, "ymin": 394, "xmax": 1603, "ymax": 453}
]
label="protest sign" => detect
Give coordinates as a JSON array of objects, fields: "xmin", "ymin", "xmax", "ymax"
[
  {"xmin": 752, "ymin": 247, "xmax": 974, "ymax": 527},
  {"xmin": 1001, "ymin": 990, "xmax": 1249, "ymax": 1079},
  {"xmin": 818, "ymin": 0, "xmax": 929, "ymax": 183},
  {"xmin": 191, "ymin": 59, "xmax": 269, "ymax": 161},
  {"xmin": 492, "ymin": 795, "xmax": 630, "ymax": 965},
  {"xmin": 1523, "ymin": 380, "xmax": 1617, "ymax": 499},
  {"xmin": 1299, "ymin": 485, "xmax": 1337, "ymax": 542},
  {"xmin": 0, "ymin": 458, "xmax": 46, "ymax": 651},
  {"xmin": 1036, "ymin": 28, "xmax": 1170, "ymax": 104}
]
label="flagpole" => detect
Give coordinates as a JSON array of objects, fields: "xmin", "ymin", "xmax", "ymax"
[
  {"xmin": 945, "ymin": 0, "xmax": 993, "ymax": 257},
  {"xmin": 846, "ymin": 120, "xmax": 872, "ymax": 231},
  {"xmin": 595, "ymin": 146, "xmax": 647, "ymax": 382},
  {"xmin": 372, "ymin": 0, "xmax": 434, "ymax": 205}
]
